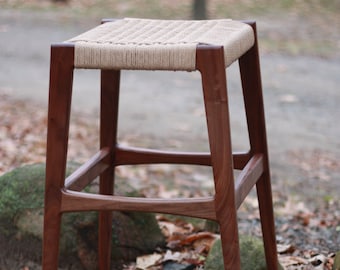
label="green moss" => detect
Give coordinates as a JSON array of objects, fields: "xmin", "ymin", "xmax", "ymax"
[
  {"xmin": 0, "ymin": 162, "xmax": 81, "ymax": 220},
  {"xmin": 205, "ymin": 235, "xmax": 283, "ymax": 270},
  {"xmin": 0, "ymin": 163, "xmax": 46, "ymax": 221}
]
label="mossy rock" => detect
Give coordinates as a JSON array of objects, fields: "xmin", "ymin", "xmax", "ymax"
[
  {"xmin": 0, "ymin": 162, "xmax": 79, "ymax": 237},
  {"xmin": 205, "ymin": 235, "xmax": 283, "ymax": 270},
  {"xmin": 75, "ymin": 211, "xmax": 165, "ymax": 269},
  {"xmin": 333, "ymin": 251, "xmax": 340, "ymax": 270},
  {"xmin": 0, "ymin": 163, "xmax": 165, "ymax": 269}
]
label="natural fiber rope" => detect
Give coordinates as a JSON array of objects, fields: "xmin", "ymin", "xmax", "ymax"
[{"xmin": 67, "ymin": 18, "xmax": 255, "ymax": 71}]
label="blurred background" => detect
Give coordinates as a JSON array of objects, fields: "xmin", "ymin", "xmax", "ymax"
[
  {"xmin": 0, "ymin": 0, "xmax": 339, "ymax": 268},
  {"xmin": 1, "ymin": 0, "xmax": 339, "ymax": 197}
]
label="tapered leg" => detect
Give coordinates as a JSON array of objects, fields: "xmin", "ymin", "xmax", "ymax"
[
  {"xmin": 98, "ymin": 70, "xmax": 121, "ymax": 269},
  {"xmin": 197, "ymin": 46, "xmax": 241, "ymax": 270},
  {"xmin": 239, "ymin": 22, "xmax": 279, "ymax": 270},
  {"xmin": 43, "ymin": 45, "xmax": 75, "ymax": 269}
]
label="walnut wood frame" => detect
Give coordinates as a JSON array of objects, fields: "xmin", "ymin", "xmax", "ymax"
[{"xmin": 43, "ymin": 21, "xmax": 278, "ymax": 270}]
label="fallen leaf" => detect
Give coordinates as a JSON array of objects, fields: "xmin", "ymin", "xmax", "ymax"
[
  {"xmin": 162, "ymin": 250, "xmax": 183, "ymax": 263},
  {"xmin": 136, "ymin": 253, "xmax": 162, "ymax": 269},
  {"xmin": 309, "ymin": 254, "xmax": 327, "ymax": 269},
  {"xmin": 279, "ymin": 255, "xmax": 309, "ymax": 267},
  {"xmin": 277, "ymin": 244, "xmax": 296, "ymax": 254},
  {"xmin": 180, "ymin": 232, "xmax": 217, "ymax": 251}
]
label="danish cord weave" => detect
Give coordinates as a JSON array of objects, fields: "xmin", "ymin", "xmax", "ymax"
[{"xmin": 67, "ymin": 18, "xmax": 255, "ymax": 71}]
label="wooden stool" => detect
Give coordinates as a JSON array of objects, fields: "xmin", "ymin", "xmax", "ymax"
[{"xmin": 43, "ymin": 18, "xmax": 278, "ymax": 269}]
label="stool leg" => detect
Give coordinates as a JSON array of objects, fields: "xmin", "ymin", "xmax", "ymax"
[
  {"xmin": 197, "ymin": 46, "xmax": 241, "ymax": 270},
  {"xmin": 98, "ymin": 70, "xmax": 121, "ymax": 269},
  {"xmin": 239, "ymin": 24, "xmax": 279, "ymax": 270},
  {"xmin": 43, "ymin": 45, "xmax": 74, "ymax": 269}
]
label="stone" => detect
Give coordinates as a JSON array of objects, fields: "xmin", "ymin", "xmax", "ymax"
[{"xmin": 0, "ymin": 163, "xmax": 165, "ymax": 269}]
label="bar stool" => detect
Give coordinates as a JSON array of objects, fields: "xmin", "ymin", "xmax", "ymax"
[{"xmin": 43, "ymin": 18, "xmax": 278, "ymax": 269}]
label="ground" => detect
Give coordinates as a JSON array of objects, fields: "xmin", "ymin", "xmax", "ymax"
[{"xmin": 0, "ymin": 0, "xmax": 339, "ymax": 269}]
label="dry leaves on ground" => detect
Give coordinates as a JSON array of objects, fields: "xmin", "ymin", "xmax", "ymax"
[{"xmin": 0, "ymin": 94, "xmax": 338, "ymax": 269}]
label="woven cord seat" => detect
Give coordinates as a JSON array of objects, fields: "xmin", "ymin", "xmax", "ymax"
[
  {"xmin": 67, "ymin": 18, "xmax": 255, "ymax": 70},
  {"xmin": 43, "ymin": 18, "xmax": 279, "ymax": 270}
]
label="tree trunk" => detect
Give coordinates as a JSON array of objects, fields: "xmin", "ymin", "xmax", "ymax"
[{"xmin": 193, "ymin": 0, "xmax": 207, "ymax": 20}]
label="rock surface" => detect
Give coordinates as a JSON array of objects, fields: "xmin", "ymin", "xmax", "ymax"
[
  {"xmin": 0, "ymin": 163, "xmax": 165, "ymax": 269},
  {"xmin": 205, "ymin": 235, "xmax": 284, "ymax": 270}
]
